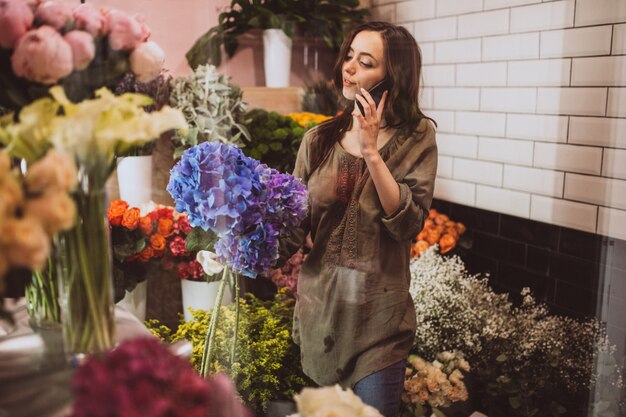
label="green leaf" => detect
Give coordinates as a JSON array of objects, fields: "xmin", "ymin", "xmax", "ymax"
[
  {"xmin": 432, "ymin": 408, "xmax": 447, "ymax": 417},
  {"xmin": 185, "ymin": 227, "xmax": 218, "ymax": 252}
]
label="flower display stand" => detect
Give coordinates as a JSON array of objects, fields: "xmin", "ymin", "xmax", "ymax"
[{"xmin": 181, "ymin": 280, "xmax": 232, "ymax": 322}]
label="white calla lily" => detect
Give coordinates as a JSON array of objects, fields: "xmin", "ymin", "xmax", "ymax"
[{"xmin": 196, "ymin": 250, "xmax": 224, "ymax": 276}]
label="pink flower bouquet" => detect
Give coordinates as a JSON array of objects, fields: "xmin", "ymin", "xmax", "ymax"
[{"xmin": 0, "ymin": 0, "xmax": 165, "ymax": 110}]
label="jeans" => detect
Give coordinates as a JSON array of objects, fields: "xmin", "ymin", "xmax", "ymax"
[{"xmin": 353, "ymin": 360, "xmax": 406, "ymax": 417}]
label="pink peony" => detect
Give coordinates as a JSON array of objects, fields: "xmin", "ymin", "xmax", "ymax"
[
  {"xmin": 0, "ymin": 0, "xmax": 34, "ymax": 49},
  {"xmin": 134, "ymin": 14, "xmax": 150, "ymax": 42},
  {"xmin": 129, "ymin": 40, "xmax": 164, "ymax": 82},
  {"xmin": 34, "ymin": 0, "xmax": 73, "ymax": 31},
  {"xmin": 64, "ymin": 30, "xmax": 94, "ymax": 70},
  {"xmin": 106, "ymin": 9, "xmax": 143, "ymax": 51},
  {"xmin": 11, "ymin": 25, "xmax": 72, "ymax": 84},
  {"xmin": 73, "ymin": 3, "xmax": 107, "ymax": 37}
]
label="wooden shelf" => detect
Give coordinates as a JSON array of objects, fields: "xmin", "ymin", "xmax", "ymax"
[{"xmin": 242, "ymin": 86, "xmax": 303, "ymax": 114}]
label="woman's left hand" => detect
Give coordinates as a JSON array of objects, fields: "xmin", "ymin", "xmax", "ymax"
[{"xmin": 352, "ymin": 88, "xmax": 388, "ymax": 156}]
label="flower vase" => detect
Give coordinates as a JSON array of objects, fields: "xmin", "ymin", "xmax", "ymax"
[
  {"xmin": 116, "ymin": 155, "xmax": 153, "ymax": 208},
  {"xmin": 56, "ymin": 188, "xmax": 115, "ymax": 361},
  {"xmin": 25, "ymin": 261, "xmax": 61, "ymax": 330},
  {"xmin": 263, "ymin": 29, "xmax": 292, "ymax": 87},
  {"xmin": 181, "ymin": 279, "xmax": 232, "ymax": 322}
]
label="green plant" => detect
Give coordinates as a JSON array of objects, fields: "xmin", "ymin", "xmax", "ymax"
[
  {"xmin": 148, "ymin": 289, "xmax": 313, "ymax": 414},
  {"xmin": 169, "ymin": 65, "xmax": 250, "ymax": 158},
  {"xmin": 241, "ymin": 109, "xmax": 305, "ymax": 173},
  {"xmin": 301, "ymin": 80, "xmax": 341, "ymax": 116},
  {"xmin": 186, "ymin": 0, "xmax": 369, "ymax": 69}
]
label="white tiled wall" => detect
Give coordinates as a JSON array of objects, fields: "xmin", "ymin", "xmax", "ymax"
[{"xmin": 372, "ymin": 0, "xmax": 626, "ymax": 239}]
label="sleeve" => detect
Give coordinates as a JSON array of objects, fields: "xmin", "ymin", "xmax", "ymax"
[
  {"xmin": 275, "ymin": 131, "xmax": 313, "ymax": 267},
  {"xmin": 381, "ymin": 125, "xmax": 438, "ymax": 242}
]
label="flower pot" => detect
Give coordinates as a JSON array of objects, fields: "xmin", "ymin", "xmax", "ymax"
[
  {"xmin": 116, "ymin": 155, "xmax": 152, "ymax": 208},
  {"xmin": 116, "ymin": 279, "xmax": 147, "ymax": 322},
  {"xmin": 181, "ymin": 279, "xmax": 232, "ymax": 322},
  {"xmin": 56, "ymin": 188, "xmax": 115, "ymax": 360},
  {"xmin": 263, "ymin": 29, "xmax": 292, "ymax": 87}
]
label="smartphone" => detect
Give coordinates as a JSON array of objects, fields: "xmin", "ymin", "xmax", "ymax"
[{"xmin": 356, "ymin": 78, "xmax": 391, "ymax": 116}]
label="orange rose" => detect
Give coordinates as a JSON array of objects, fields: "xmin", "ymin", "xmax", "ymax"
[
  {"xmin": 455, "ymin": 222, "xmax": 466, "ymax": 235},
  {"xmin": 157, "ymin": 218, "xmax": 174, "ymax": 237},
  {"xmin": 416, "ymin": 229, "xmax": 427, "ymax": 241},
  {"xmin": 412, "ymin": 240, "xmax": 430, "ymax": 257},
  {"xmin": 121, "ymin": 207, "xmax": 140, "ymax": 230},
  {"xmin": 138, "ymin": 246, "xmax": 154, "ymax": 262},
  {"xmin": 439, "ymin": 234, "xmax": 456, "ymax": 254},
  {"xmin": 445, "ymin": 227, "xmax": 459, "ymax": 239},
  {"xmin": 139, "ymin": 215, "xmax": 154, "ymax": 235},
  {"xmin": 434, "ymin": 213, "xmax": 449, "ymax": 225},
  {"xmin": 150, "ymin": 233, "xmax": 166, "ymax": 251},
  {"xmin": 108, "ymin": 200, "xmax": 128, "ymax": 226},
  {"xmin": 425, "ymin": 228, "xmax": 441, "ymax": 245},
  {"xmin": 424, "ymin": 219, "xmax": 434, "ymax": 230},
  {"xmin": 428, "ymin": 208, "xmax": 438, "ymax": 219}
]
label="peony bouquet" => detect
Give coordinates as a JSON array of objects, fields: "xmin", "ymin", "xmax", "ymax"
[
  {"xmin": 291, "ymin": 384, "xmax": 383, "ymax": 417},
  {"xmin": 0, "ymin": 0, "xmax": 165, "ymax": 110},
  {"xmin": 71, "ymin": 337, "xmax": 249, "ymax": 417}
]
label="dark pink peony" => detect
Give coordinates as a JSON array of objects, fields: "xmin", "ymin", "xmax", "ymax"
[
  {"xmin": 0, "ymin": 0, "xmax": 34, "ymax": 49},
  {"xmin": 34, "ymin": 0, "xmax": 73, "ymax": 31},
  {"xmin": 11, "ymin": 25, "xmax": 72, "ymax": 84},
  {"xmin": 64, "ymin": 30, "xmax": 94, "ymax": 70},
  {"xmin": 73, "ymin": 3, "xmax": 107, "ymax": 37}
]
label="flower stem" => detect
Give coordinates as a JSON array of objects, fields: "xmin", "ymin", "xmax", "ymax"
[
  {"xmin": 200, "ymin": 267, "xmax": 228, "ymax": 377},
  {"xmin": 230, "ymin": 274, "xmax": 240, "ymax": 365}
]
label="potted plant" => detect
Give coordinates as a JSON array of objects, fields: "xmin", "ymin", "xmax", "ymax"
[{"xmin": 186, "ymin": 0, "xmax": 369, "ymax": 86}]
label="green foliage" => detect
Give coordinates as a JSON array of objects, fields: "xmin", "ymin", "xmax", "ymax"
[
  {"xmin": 169, "ymin": 65, "xmax": 250, "ymax": 158},
  {"xmin": 186, "ymin": 0, "xmax": 369, "ymax": 68},
  {"xmin": 185, "ymin": 227, "xmax": 219, "ymax": 253},
  {"xmin": 301, "ymin": 80, "xmax": 341, "ymax": 116},
  {"xmin": 241, "ymin": 109, "xmax": 306, "ymax": 173},
  {"xmin": 148, "ymin": 289, "xmax": 313, "ymax": 414}
]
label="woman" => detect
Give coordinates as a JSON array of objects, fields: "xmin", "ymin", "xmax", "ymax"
[{"xmin": 280, "ymin": 21, "xmax": 437, "ymax": 417}]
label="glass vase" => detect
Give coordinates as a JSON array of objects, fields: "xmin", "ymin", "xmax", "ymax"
[
  {"xmin": 56, "ymin": 188, "xmax": 115, "ymax": 360},
  {"xmin": 25, "ymin": 259, "xmax": 61, "ymax": 329}
]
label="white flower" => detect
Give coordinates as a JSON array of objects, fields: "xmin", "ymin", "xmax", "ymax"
[
  {"xmin": 196, "ymin": 250, "xmax": 224, "ymax": 276},
  {"xmin": 294, "ymin": 385, "xmax": 383, "ymax": 417}
]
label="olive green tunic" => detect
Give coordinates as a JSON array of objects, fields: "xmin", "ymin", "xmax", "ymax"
[{"xmin": 279, "ymin": 117, "xmax": 438, "ymax": 388}]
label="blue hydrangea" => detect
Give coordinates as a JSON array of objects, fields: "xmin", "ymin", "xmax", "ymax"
[{"xmin": 167, "ymin": 142, "xmax": 308, "ymax": 278}]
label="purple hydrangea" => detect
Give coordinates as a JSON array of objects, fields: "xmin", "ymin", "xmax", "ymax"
[{"xmin": 167, "ymin": 142, "xmax": 308, "ymax": 278}]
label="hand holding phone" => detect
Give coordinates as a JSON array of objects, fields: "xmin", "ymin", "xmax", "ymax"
[{"xmin": 356, "ymin": 78, "xmax": 390, "ymax": 116}]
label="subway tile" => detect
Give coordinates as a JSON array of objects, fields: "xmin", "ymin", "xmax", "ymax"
[
  {"xmin": 607, "ymin": 88, "xmax": 626, "ymax": 118},
  {"xmin": 536, "ymin": 87, "xmax": 607, "ymax": 116},
  {"xmin": 414, "ymin": 16, "xmax": 457, "ymax": 42},
  {"xmin": 506, "ymin": 114, "xmax": 569, "ymax": 142},
  {"xmin": 526, "ymin": 245, "xmax": 551, "ymax": 274},
  {"xmin": 482, "ymin": 33, "xmax": 540, "ymax": 61},
  {"xmin": 422, "ymin": 65, "xmax": 456, "ymax": 87},
  {"xmin": 449, "ymin": 203, "xmax": 501, "ymax": 234},
  {"xmin": 435, "ymin": 39, "xmax": 482, "ymax": 64},
  {"xmin": 396, "ymin": 0, "xmax": 436, "ymax": 22},
  {"xmin": 598, "ymin": 207, "xmax": 626, "ymax": 241},
  {"xmin": 456, "ymin": 112, "xmax": 506, "ymax": 136},
  {"xmin": 575, "ymin": 0, "xmax": 626, "ymax": 26},
  {"xmin": 508, "ymin": 59, "xmax": 571, "ymax": 86},
  {"xmin": 458, "ymin": 10, "xmax": 510, "ymax": 39},
  {"xmin": 420, "ymin": 87, "xmax": 434, "ymax": 109},
  {"xmin": 427, "ymin": 110, "xmax": 455, "ymax": 133},
  {"xmin": 420, "ymin": 42, "xmax": 435, "ymax": 65},
  {"xmin": 476, "ymin": 185, "xmax": 531, "ymax": 218},
  {"xmin": 433, "ymin": 88, "xmax": 480, "ymax": 110},
  {"xmin": 530, "ymin": 194, "xmax": 598, "ymax": 233},
  {"xmin": 481, "ymin": 88, "xmax": 537, "ymax": 113},
  {"xmin": 484, "ymin": 0, "xmax": 540, "ymax": 10},
  {"xmin": 437, "ymin": 155, "xmax": 453, "ymax": 178},
  {"xmin": 372, "ymin": 4, "xmax": 395, "ymax": 22},
  {"xmin": 436, "ymin": 133, "xmax": 478, "ymax": 158},
  {"xmin": 540, "ymin": 26, "xmax": 613, "ymax": 58},
  {"xmin": 473, "ymin": 232, "xmax": 527, "ymax": 267},
  {"xmin": 550, "ymin": 253, "xmax": 601, "ymax": 290},
  {"xmin": 478, "ymin": 137, "xmax": 534, "ymax": 165},
  {"xmin": 614, "ymin": 24, "xmax": 626, "ymax": 55},
  {"xmin": 569, "ymin": 117, "xmax": 626, "ymax": 148},
  {"xmin": 436, "ymin": 0, "xmax": 483, "ymax": 17},
  {"xmin": 504, "ymin": 165, "xmax": 565, "ymax": 197},
  {"xmin": 511, "ymin": 0, "xmax": 575, "ymax": 33},
  {"xmin": 433, "ymin": 178, "xmax": 476, "ymax": 206},
  {"xmin": 500, "ymin": 215, "xmax": 560, "ymax": 249},
  {"xmin": 457, "ymin": 62, "xmax": 508, "ymax": 86},
  {"xmin": 602, "ymin": 148, "xmax": 626, "ymax": 180},
  {"xmin": 453, "ymin": 158, "xmax": 504, "ymax": 186},
  {"xmin": 554, "ymin": 281, "xmax": 597, "ymax": 317},
  {"xmin": 565, "ymin": 174, "xmax": 626, "ymax": 210},
  {"xmin": 534, "ymin": 143, "xmax": 603, "ymax": 175},
  {"xmin": 571, "ymin": 56, "xmax": 626, "ymax": 86},
  {"xmin": 499, "ymin": 262, "xmax": 556, "ymax": 303},
  {"xmin": 558, "ymin": 226, "xmax": 604, "ymax": 261}
]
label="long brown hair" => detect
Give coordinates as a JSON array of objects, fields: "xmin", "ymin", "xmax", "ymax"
[{"xmin": 309, "ymin": 21, "xmax": 435, "ymax": 174}]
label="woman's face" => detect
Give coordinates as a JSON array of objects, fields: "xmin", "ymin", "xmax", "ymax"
[{"xmin": 341, "ymin": 30, "xmax": 387, "ymax": 101}]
